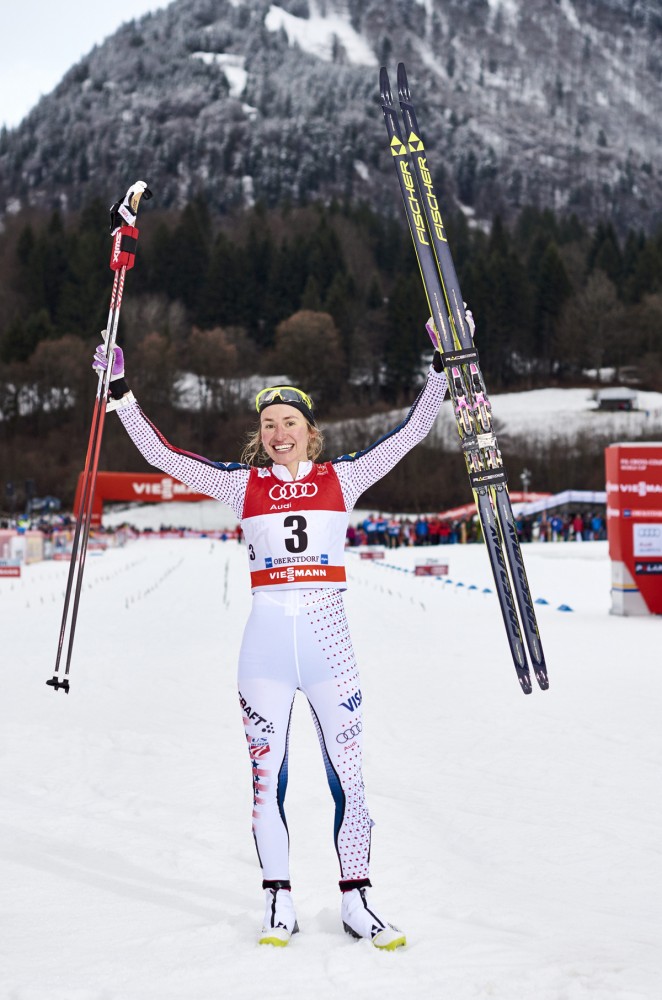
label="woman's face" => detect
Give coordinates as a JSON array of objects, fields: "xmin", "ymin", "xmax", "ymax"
[{"xmin": 260, "ymin": 404, "xmax": 313, "ymax": 469}]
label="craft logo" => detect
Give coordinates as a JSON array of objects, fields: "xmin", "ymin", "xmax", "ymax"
[{"xmin": 239, "ymin": 691, "xmax": 275, "ymax": 734}]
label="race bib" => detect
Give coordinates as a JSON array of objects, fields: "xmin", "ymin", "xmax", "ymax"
[{"xmin": 242, "ymin": 464, "xmax": 348, "ymax": 591}]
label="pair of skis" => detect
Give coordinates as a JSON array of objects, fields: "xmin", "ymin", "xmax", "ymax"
[
  {"xmin": 380, "ymin": 64, "xmax": 548, "ymax": 695},
  {"xmin": 47, "ymin": 182, "xmax": 151, "ymax": 693}
]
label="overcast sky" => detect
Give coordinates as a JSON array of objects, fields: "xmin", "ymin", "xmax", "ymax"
[{"xmin": 0, "ymin": 0, "xmax": 171, "ymax": 130}]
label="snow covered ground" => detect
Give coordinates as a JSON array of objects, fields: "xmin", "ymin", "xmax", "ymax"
[
  {"xmin": 1, "ymin": 529, "xmax": 661, "ymax": 999},
  {"xmin": 173, "ymin": 376, "xmax": 662, "ymax": 452},
  {"xmin": 413, "ymin": 386, "xmax": 662, "ymax": 450}
]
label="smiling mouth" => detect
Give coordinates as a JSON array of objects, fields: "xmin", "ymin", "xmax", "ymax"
[{"xmin": 274, "ymin": 444, "xmax": 294, "ymax": 451}]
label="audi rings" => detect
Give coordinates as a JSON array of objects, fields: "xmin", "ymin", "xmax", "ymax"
[
  {"xmin": 268, "ymin": 481, "xmax": 319, "ymax": 501},
  {"xmin": 336, "ymin": 721, "xmax": 363, "ymax": 744}
]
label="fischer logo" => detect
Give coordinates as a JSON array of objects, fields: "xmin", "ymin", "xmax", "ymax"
[
  {"xmin": 417, "ymin": 157, "xmax": 447, "ymax": 243},
  {"xmin": 132, "ymin": 478, "xmax": 196, "ymax": 498},
  {"xmin": 399, "ymin": 161, "xmax": 428, "ymax": 246},
  {"xmin": 268, "ymin": 482, "xmax": 318, "ymax": 501}
]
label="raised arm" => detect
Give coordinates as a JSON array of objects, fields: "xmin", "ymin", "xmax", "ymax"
[
  {"xmin": 93, "ymin": 343, "xmax": 249, "ymax": 518},
  {"xmin": 333, "ymin": 362, "xmax": 448, "ymax": 512}
]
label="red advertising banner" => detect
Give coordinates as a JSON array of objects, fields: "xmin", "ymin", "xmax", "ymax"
[
  {"xmin": 605, "ymin": 443, "xmax": 662, "ymax": 615},
  {"xmin": 359, "ymin": 550, "xmax": 385, "ymax": 560},
  {"xmin": 414, "ymin": 563, "xmax": 449, "ymax": 576},
  {"xmin": 74, "ymin": 471, "xmax": 211, "ymax": 527},
  {"xmin": 0, "ymin": 530, "xmax": 14, "ymax": 561}
]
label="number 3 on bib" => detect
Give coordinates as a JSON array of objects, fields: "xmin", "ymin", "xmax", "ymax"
[{"xmin": 284, "ymin": 515, "xmax": 308, "ymax": 553}]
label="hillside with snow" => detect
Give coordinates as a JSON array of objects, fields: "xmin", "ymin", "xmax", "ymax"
[{"xmin": 1, "ymin": 0, "xmax": 662, "ymax": 229}]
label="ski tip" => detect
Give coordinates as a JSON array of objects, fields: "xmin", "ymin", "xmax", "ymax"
[
  {"xmin": 396, "ymin": 62, "xmax": 410, "ymax": 101},
  {"xmin": 379, "ymin": 66, "xmax": 393, "ymax": 104}
]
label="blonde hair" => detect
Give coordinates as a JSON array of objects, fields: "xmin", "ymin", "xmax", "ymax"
[{"xmin": 241, "ymin": 421, "xmax": 324, "ymax": 466}]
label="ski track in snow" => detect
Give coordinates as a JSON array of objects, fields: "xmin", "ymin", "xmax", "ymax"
[{"xmin": 1, "ymin": 535, "xmax": 661, "ymax": 999}]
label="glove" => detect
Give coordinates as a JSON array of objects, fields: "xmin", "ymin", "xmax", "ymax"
[
  {"xmin": 426, "ymin": 306, "xmax": 475, "ymax": 349},
  {"xmin": 109, "ymin": 180, "xmax": 151, "ymax": 234},
  {"xmin": 93, "ymin": 339, "xmax": 130, "ymax": 404},
  {"xmin": 425, "ymin": 317, "xmax": 442, "ymax": 352},
  {"xmin": 93, "ymin": 339, "xmax": 125, "ymax": 381}
]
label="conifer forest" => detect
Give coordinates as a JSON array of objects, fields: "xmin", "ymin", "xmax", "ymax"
[{"xmin": 1, "ymin": 197, "xmax": 661, "ymax": 512}]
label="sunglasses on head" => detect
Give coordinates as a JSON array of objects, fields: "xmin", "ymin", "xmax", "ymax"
[{"xmin": 255, "ymin": 385, "xmax": 314, "ymax": 414}]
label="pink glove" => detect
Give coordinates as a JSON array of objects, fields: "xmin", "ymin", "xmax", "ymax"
[
  {"xmin": 426, "ymin": 305, "xmax": 476, "ymax": 350},
  {"xmin": 93, "ymin": 341, "xmax": 125, "ymax": 380},
  {"xmin": 425, "ymin": 317, "xmax": 442, "ymax": 351}
]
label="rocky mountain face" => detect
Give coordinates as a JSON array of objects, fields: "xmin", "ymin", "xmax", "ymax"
[{"xmin": 1, "ymin": 0, "xmax": 661, "ymax": 231}]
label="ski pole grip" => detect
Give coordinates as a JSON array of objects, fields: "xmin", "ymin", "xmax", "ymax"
[{"xmin": 110, "ymin": 225, "xmax": 139, "ymax": 271}]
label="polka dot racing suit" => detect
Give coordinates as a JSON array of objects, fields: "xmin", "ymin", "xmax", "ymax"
[{"xmin": 114, "ymin": 367, "xmax": 447, "ymax": 884}]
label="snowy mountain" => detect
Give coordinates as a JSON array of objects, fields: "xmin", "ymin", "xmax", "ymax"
[{"xmin": 1, "ymin": 0, "xmax": 662, "ymax": 229}]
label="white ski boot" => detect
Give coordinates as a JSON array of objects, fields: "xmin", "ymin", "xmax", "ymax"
[
  {"xmin": 341, "ymin": 885, "xmax": 406, "ymax": 950},
  {"xmin": 258, "ymin": 882, "xmax": 299, "ymax": 947}
]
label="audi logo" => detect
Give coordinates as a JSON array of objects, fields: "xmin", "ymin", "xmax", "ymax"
[
  {"xmin": 336, "ymin": 722, "xmax": 363, "ymax": 744},
  {"xmin": 268, "ymin": 482, "xmax": 319, "ymax": 501}
]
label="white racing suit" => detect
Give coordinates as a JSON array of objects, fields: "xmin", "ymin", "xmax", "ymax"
[{"xmin": 115, "ymin": 367, "xmax": 447, "ymax": 883}]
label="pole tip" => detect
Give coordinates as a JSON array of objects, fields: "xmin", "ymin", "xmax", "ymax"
[{"xmin": 46, "ymin": 676, "xmax": 70, "ymax": 693}]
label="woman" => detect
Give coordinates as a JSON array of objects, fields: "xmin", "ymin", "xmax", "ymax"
[{"xmin": 94, "ymin": 334, "xmax": 448, "ymax": 949}]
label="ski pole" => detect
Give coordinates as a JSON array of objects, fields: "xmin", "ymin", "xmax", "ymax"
[{"xmin": 47, "ymin": 181, "xmax": 152, "ymax": 693}]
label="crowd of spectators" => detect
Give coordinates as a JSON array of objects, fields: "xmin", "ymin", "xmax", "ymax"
[
  {"xmin": 347, "ymin": 511, "xmax": 607, "ymax": 548},
  {"xmin": 3, "ymin": 510, "xmax": 606, "ymax": 548}
]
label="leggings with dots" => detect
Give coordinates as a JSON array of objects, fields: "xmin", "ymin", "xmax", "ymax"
[{"xmin": 238, "ymin": 588, "xmax": 371, "ymax": 883}]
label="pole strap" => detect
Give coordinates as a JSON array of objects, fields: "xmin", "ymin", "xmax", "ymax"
[{"xmin": 110, "ymin": 226, "xmax": 139, "ymax": 271}]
